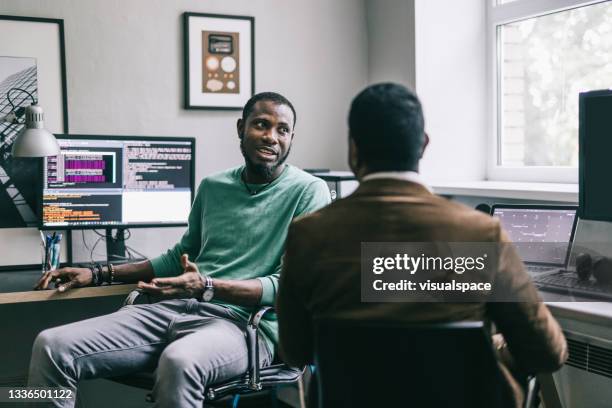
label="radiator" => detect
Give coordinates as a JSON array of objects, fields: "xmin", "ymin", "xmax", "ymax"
[{"xmin": 555, "ymin": 331, "xmax": 612, "ymax": 408}]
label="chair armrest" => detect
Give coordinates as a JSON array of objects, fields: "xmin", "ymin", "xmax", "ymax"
[
  {"xmin": 245, "ymin": 306, "xmax": 274, "ymax": 390},
  {"xmin": 249, "ymin": 306, "xmax": 273, "ymax": 328}
]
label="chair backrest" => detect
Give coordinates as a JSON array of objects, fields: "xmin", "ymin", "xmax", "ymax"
[{"xmin": 314, "ymin": 319, "xmax": 515, "ymax": 408}]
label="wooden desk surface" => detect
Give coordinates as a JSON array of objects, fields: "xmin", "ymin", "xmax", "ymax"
[
  {"xmin": 0, "ymin": 268, "xmax": 137, "ymax": 305},
  {"xmin": 0, "ymin": 284, "xmax": 137, "ymax": 305},
  {"xmin": 540, "ymin": 290, "xmax": 612, "ymax": 325},
  {"xmin": 546, "ymin": 301, "xmax": 612, "ymax": 326},
  {"xmin": 2, "ymin": 272, "xmax": 611, "ymax": 325}
]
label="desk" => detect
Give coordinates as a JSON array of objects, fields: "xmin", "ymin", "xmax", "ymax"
[
  {"xmin": 0, "ymin": 285, "xmax": 137, "ymax": 305},
  {"xmin": 0, "ymin": 270, "xmax": 132, "ymax": 391},
  {"xmin": 0, "ymin": 268, "xmax": 136, "ymax": 305},
  {"xmin": 540, "ymin": 290, "xmax": 612, "ymax": 325},
  {"xmin": 548, "ymin": 301, "xmax": 612, "ymax": 327}
]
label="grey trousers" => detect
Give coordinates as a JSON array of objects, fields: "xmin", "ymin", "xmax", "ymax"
[{"xmin": 27, "ymin": 299, "xmax": 272, "ymax": 408}]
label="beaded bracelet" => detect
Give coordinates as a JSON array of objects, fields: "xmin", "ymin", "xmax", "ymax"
[{"xmin": 107, "ymin": 263, "xmax": 115, "ymax": 284}]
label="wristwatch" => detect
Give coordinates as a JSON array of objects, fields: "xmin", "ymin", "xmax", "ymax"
[{"xmin": 199, "ymin": 275, "xmax": 214, "ymax": 302}]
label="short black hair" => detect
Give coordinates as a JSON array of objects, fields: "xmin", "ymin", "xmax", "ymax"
[
  {"xmin": 242, "ymin": 92, "xmax": 297, "ymax": 127},
  {"xmin": 349, "ymin": 83, "xmax": 425, "ymax": 172}
]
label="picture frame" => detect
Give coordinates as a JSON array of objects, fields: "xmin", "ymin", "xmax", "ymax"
[
  {"xmin": 183, "ymin": 12, "xmax": 255, "ymax": 110},
  {"xmin": 0, "ymin": 15, "xmax": 69, "ymax": 270}
]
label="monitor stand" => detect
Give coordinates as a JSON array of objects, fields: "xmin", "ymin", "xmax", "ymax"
[{"xmin": 105, "ymin": 228, "xmax": 127, "ymax": 264}]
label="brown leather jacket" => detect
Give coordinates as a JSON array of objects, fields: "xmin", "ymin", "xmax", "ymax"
[{"xmin": 277, "ymin": 178, "xmax": 568, "ymax": 407}]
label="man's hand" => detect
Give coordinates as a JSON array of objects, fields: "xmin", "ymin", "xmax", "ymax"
[
  {"xmin": 137, "ymin": 254, "xmax": 205, "ymax": 299},
  {"xmin": 34, "ymin": 267, "xmax": 93, "ymax": 292}
]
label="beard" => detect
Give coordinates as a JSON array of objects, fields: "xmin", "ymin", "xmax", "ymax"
[{"xmin": 240, "ymin": 138, "xmax": 291, "ymax": 182}]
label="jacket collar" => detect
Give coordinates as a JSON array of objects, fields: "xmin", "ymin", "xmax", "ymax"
[
  {"xmin": 353, "ymin": 177, "xmax": 434, "ymax": 198},
  {"xmin": 361, "ymin": 171, "xmax": 432, "ymax": 192}
]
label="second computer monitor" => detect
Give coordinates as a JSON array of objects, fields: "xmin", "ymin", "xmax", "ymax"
[
  {"xmin": 41, "ymin": 135, "xmax": 195, "ymax": 229},
  {"xmin": 491, "ymin": 204, "xmax": 577, "ymax": 267}
]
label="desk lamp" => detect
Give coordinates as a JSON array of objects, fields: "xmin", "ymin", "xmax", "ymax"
[{"xmin": 1, "ymin": 87, "xmax": 60, "ymax": 157}]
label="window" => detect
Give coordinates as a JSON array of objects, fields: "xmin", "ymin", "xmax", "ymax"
[{"xmin": 488, "ymin": 0, "xmax": 612, "ymax": 182}]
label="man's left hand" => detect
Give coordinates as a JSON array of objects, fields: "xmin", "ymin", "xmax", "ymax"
[{"xmin": 138, "ymin": 254, "xmax": 204, "ymax": 299}]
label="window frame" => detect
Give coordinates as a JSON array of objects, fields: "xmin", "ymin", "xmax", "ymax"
[{"xmin": 486, "ymin": 0, "xmax": 608, "ymax": 183}]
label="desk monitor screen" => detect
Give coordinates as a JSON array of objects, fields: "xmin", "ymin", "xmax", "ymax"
[
  {"xmin": 41, "ymin": 135, "xmax": 195, "ymax": 229},
  {"xmin": 491, "ymin": 205, "xmax": 577, "ymax": 266},
  {"xmin": 579, "ymin": 89, "xmax": 612, "ymax": 221}
]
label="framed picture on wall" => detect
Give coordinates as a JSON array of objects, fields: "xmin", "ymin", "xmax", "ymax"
[
  {"xmin": 183, "ymin": 12, "xmax": 255, "ymax": 110},
  {"xmin": 0, "ymin": 15, "xmax": 69, "ymax": 269}
]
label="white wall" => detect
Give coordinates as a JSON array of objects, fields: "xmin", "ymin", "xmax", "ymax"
[
  {"xmin": 0, "ymin": 0, "xmax": 369, "ymax": 262},
  {"xmin": 3, "ymin": 0, "xmax": 368, "ymax": 176},
  {"xmin": 415, "ymin": 0, "xmax": 487, "ymax": 183},
  {"xmin": 0, "ymin": 0, "xmax": 490, "ymax": 264},
  {"xmin": 362, "ymin": 0, "xmax": 487, "ymax": 183},
  {"xmin": 366, "ymin": 0, "xmax": 416, "ymax": 89}
]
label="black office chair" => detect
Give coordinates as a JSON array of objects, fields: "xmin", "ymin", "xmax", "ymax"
[
  {"xmin": 107, "ymin": 290, "xmax": 304, "ymax": 407},
  {"xmin": 313, "ymin": 319, "xmax": 539, "ymax": 408}
]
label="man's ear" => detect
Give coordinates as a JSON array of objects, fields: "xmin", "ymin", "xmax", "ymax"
[
  {"xmin": 237, "ymin": 118, "xmax": 244, "ymax": 139},
  {"xmin": 420, "ymin": 132, "xmax": 430, "ymax": 159}
]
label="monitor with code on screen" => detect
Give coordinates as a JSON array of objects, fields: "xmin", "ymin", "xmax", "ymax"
[{"xmin": 40, "ymin": 135, "xmax": 195, "ymax": 229}]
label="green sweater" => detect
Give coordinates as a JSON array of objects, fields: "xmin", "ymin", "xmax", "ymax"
[{"xmin": 150, "ymin": 164, "xmax": 331, "ymax": 355}]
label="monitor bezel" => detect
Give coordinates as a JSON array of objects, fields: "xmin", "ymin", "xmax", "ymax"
[
  {"xmin": 39, "ymin": 134, "xmax": 196, "ymax": 230},
  {"xmin": 579, "ymin": 89, "xmax": 612, "ymax": 222},
  {"xmin": 490, "ymin": 204, "xmax": 579, "ymax": 267}
]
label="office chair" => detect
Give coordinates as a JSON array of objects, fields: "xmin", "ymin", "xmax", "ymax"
[
  {"xmin": 107, "ymin": 290, "xmax": 305, "ymax": 407},
  {"xmin": 313, "ymin": 319, "xmax": 539, "ymax": 408}
]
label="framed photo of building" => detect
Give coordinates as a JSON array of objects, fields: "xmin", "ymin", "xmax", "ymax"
[
  {"xmin": 0, "ymin": 15, "xmax": 69, "ymax": 269},
  {"xmin": 183, "ymin": 13, "xmax": 254, "ymax": 110}
]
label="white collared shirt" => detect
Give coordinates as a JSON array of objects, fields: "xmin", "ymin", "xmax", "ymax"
[{"xmin": 361, "ymin": 171, "xmax": 433, "ymax": 193}]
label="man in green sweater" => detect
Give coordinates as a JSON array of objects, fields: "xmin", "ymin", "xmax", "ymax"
[{"xmin": 29, "ymin": 92, "xmax": 331, "ymax": 408}]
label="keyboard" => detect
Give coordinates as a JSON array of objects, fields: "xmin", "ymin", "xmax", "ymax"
[
  {"xmin": 534, "ymin": 270, "xmax": 612, "ymax": 301},
  {"xmin": 527, "ymin": 265, "xmax": 560, "ymax": 274}
]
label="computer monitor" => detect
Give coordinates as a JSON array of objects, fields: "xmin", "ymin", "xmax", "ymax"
[
  {"xmin": 491, "ymin": 204, "xmax": 577, "ymax": 267},
  {"xmin": 579, "ymin": 89, "xmax": 612, "ymax": 221},
  {"xmin": 41, "ymin": 134, "xmax": 195, "ymax": 230}
]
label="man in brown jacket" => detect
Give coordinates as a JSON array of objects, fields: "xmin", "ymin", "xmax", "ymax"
[{"xmin": 276, "ymin": 83, "xmax": 567, "ymax": 407}]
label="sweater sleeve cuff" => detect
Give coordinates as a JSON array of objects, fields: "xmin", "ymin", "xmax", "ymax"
[{"xmin": 257, "ymin": 276, "xmax": 277, "ymax": 306}]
